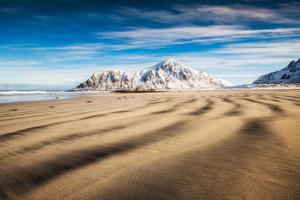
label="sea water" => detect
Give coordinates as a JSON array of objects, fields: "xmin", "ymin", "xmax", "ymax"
[{"xmin": 0, "ymin": 91, "xmax": 82, "ymax": 103}]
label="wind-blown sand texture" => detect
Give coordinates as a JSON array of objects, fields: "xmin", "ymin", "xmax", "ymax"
[{"xmin": 0, "ymin": 90, "xmax": 299, "ymax": 200}]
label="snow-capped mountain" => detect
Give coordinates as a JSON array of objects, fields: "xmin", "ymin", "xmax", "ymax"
[
  {"xmin": 75, "ymin": 59, "xmax": 231, "ymax": 91},
  {"xmin": 253, "ymin": 58, "xmax": 300, "ymax": 84}
]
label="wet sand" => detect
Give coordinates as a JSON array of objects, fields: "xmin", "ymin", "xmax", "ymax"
[{"xmin": 0, "ymin": 90, "xmax": 299, "ymax": 200}]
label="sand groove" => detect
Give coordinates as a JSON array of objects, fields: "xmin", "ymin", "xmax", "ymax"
[
  {"xmin": 0, "ymin": 91, "xmax": 299, "ymax": 200},
  {"xmin": 0, "ymin": 98, "xmax": 179, "ymax": 143}
]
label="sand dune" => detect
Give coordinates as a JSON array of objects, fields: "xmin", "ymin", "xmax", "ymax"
[{"xmin": 0, "ymin": 91, "xmax": 299, "ymax": 199}]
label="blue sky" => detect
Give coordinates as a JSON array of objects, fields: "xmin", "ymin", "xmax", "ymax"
[{"xmin": 0, "ymin": 0, "xmax": 300, "ymax": 89}]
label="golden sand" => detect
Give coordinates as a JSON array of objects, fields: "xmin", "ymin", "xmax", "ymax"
[{"xmin": 0, "ymin": 90, "xmax": 299, "ymax": 199}]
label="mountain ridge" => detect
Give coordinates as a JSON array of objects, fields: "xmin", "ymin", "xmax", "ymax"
[
  {"xmin": 253, "ymin": 58, "xmax": 300, "ymax": 84},
  {"xmin": 75, "ymin": 59, "xmax": 231, "ymax": 91}
]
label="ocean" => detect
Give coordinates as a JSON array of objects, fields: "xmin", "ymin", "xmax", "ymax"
[{"xmin": 0, "ymin": 90, "xmax": 107, "ymax": 103}]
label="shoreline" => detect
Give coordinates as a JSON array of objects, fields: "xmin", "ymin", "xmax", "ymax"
[{"xmin": 2, "ymin": 87, "xmax": 300, "ymax": 104}]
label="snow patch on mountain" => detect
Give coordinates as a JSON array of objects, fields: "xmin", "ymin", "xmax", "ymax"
[
  {"xmin": 253, "ymin": 59, "xmax": 300, "ymax": 84},
  {"xmin": 75, "ymin": 59, "xmax": 231, "ymax": 91}
]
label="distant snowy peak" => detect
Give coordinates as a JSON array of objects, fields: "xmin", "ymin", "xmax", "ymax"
[
  {"xmin": 253, "ymin": 59, "xmax": 300, "ymax": 84},
  {"xmin": 75, "ymin": 59, "xmax": 231, "ymax": 91},
  {"xmin": 149, "ymin": 58, "xmax": 194, "ymax": 71}
]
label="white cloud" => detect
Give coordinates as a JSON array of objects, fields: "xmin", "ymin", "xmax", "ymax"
[
  {"xmin": 176, "ymin": 5, "xmax": 300, "ymax": 24},
  {"xmin": 214, "ymin": 40, "xmax": 300, "ymax": 57},
  {"xmin": 98, "ymin": 25, "xmax": 300, "ymax": 50},
  {"xmin": 113, "ymin": 4, "xmax": 300, "ymax": 25},
  {"xmin": 0, "ymin": 59, "xmax": 41, "ymax": 66},
  {"xmin": 0, "ymin": 7, "xmax": 20, "ymax": 15},
  {"xmin": 32, "ymin": 43, "xmax": 104, "ymax": 51}
]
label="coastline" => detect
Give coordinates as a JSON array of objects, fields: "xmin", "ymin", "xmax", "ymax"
[{"xmin": 2, "ymin": 85, "xmax": 300, "ymax": 104}]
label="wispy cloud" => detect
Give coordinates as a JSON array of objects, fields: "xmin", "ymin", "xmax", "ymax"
[
  {"xmin": 32, "ymin": 43, "xmax": 104, "ymax": 51},
  {"xmin": 0, "ymin": 43, "xmax": 104, "ymax": 63},
  {"xmin": 98, "ymin": 25, "xmax": 300, "ymax": 50},
  {"xmin": 0, "ymin": 59, "xmax": 41, "ymax": 66},
  {"xmin": 112, "ymin": 4, "xmax": 300, "ymax": 25},
  {"xmin": 214, "ymin": 40, "xmax": 300, "ymax": 56},
  {"xmin": 175, "ymin": 4, "xmax": 300, "ymax": 25},
  {"xmin": 0, "ymin": 7, "xmax": 20, "ymax": 15}
]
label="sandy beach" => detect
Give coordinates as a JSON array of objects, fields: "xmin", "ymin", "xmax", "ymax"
[{"xmin": 0, "ymin": 90, "xmax": 299, "ymax": 200}]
